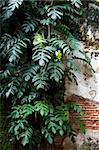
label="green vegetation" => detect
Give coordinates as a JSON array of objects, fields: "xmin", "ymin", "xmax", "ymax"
[{"xmin": 0, "ymin": 0, "xmax": 91, "ymax": 149}]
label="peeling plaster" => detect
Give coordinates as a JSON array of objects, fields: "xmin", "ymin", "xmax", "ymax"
[{"xmin": 65, "ymin": 50, "xmax": 99, "ymax": 102}]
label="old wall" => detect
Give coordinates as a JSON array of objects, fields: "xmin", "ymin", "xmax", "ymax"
[
  {"xmin": 65, "ymin": 1, "xmax": 99, "ymax": 101},
  {"xmin": 65, "ymin": 2, "xmax": 99, "ymax": 141},
  {"xmin": 65, "ymin": 50, "xmax": 99, "ymax": 102}
]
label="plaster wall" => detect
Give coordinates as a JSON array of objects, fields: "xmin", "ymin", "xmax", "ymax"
[{"xmin": 65, "ymin": 50, "xmax": 99, "ymax": 103}]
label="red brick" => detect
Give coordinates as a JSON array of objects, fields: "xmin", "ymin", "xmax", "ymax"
[{"xmin": 67, "ymin": 95, "xmax": 99, "ymax": 130}]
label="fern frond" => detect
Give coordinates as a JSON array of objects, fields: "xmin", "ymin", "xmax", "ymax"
[
  {"xmin": 54, "ymin": 104, "xmax": 69, "ymax": 122},
  {"xmin": 32, "ymin": 45, "xmax": 54, "ymax": 66},
  {"xmin": 47, "ymin": 5, "xmax": 63, "ymax": 20},
  {"xmin": 1, "ymin": 34, "xmax": 27, "ymax": 63},
  {"xmin": 34, "ymin": 101, "xmax": 49, "ymax": 116},
  {"xmin": 48, "ymin": 61, "xmax": 65, "ymax": 82},
  {"xmin": 0, "ymin": 0, "xmax": 6, "ymax": 7},
  {"xmin": 63, "ymin": 3, "xmax": 80, "ymax": 14},
  {"xmin": 32, "ymin": 73, "xmax": 49, "ymax": 90},
  {"xmin": 67, "ymin": 33, "xmax": 81, "ymax": 51},
  {"xmin": 5, "ymin": 78, "xmax": 21, "ymax": 98},
  {"xmin": 67, "ymin": 59, "xmax": 80, "ymax": 73},
  {"xmin": 0, "ymin": 34, "xmax": 12, "ymax": 56},
  {"xmin": 21, "ymin": 14, "xmax": 37, "ymax": 33},
  {"xmin": 71, "ymin": 0, "xmax": 82, "ymax": 8},
  {"xmin": 50, "ymin": 38, "xmax": 70, "ymax": 55},
  {"xmin": 22, "ymin": 64, "xmax": 39, "ymax": 82},
  {"xmin": 21, "ymin": 90, "xmax": 39, "ymax": 103},
  {"xmin": 2, "ymin": 0, "xmax": 24, "ymax": 20}
]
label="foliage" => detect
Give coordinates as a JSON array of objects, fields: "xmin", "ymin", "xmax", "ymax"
[
  {"xmin": 0, "ymin": 100, "xmax": 13, "ymax": 150},
  {"xmin": 0, "ymin": 0, "xmax": 91, "ymax": 148},
  {"xmin": 9, "ymin": 101, "xmax": 84, "ymax": 145},
  {"xmin": 0, "ymin": 130, "xmax": 13, "ymax": 150}
]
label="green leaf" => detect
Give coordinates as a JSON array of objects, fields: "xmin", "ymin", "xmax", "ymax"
[
  {"xmin": 40, "ymin": 109, "xmax": 44, "ymax": 116},
  {"xmin": 25, "ymin": 75, "xmax": 30, "ymax": 81},
  {"xmin": 59, "ymin": 120, "xmax": 63, "ymax": 126},
  {"xmin": 48, "ymin": 62, "xmax": 65, "ymax": 82},
  {"xmin": 59, "ymin": 129, "xmax": 64, "ymax": 136},
  {"xmin": 71, "ymin": 0, "xmax": 82, "ymax": 8},
  {"xmin": 52, "ymin": 127, "xmax": 56, "ymax": 134},
  {"xmin": 47, "ymin": 135, "xmax": 53, "ymax": 144},
  {"xmin": 1, "ymin": 34, "xmax": 27, "ymax": 63},
  {"xmin": 34, "ymin": 101, "xmax": 49, "ymax": 116},
  {"xmin": 76, "ymin": 117, "xmax": 85, "ymax": 133},
  {"xmin": 21, "ymin": 135, "xmax": 29, "ymax": 146},
  {"xmin": 47, "ymin": 5, "xmax": 63, "ymax": 20},
  {"xmin": 33, "ymin": 73, "xmax": 48, "ymax": 90},
  {"xmin": 2, "ymin": 0, "xmax": 24, "ymax": 20},
  {"xmin": 41, "ymin": 18, "xmax": 51, "ymax": 25},
  {"xmin": 33, "ymin": 34, "xmax": 46, "ymax": 46},
  {"xmin": 22, "ymin": 14, "xmax": 37, "ymax": 33},
  {"xmin": 22, "ymin": 64, "xmax": 39, "ymax": 81},
  {"xmin": 32, "ymin": 45, "xmax": 54, "ymax": 66}
]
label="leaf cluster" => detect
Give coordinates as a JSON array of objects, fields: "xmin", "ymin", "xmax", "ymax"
[
  {"xmin": 9, "ymin": 101, "xmax": 84, "ymax": 145},
  {"xmin": 0, "ymin": 0, "xmax": 91, "ymax": 148}
]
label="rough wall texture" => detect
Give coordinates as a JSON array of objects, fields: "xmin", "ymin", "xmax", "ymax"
[
  {"xmin": 68, "ymin": 95, "xmax": 99, "ymax": 131},
  {"xmin": 53, "ymin": 4, "xmax": 99, "ymax": 150},
  {"xmin": 64, "ymin": 50, "xmax": 99, "ymax": 145},
  {"xmin": 64, "ymin": 2, "xmax": 99, "ymax": 139},
  {"xmin": 65, "ymin": 50, "xmax": 99, "ymax": 102},
  {"xmin": 65, "ymin": 50, "xmax": 99, "ymax": 139}
]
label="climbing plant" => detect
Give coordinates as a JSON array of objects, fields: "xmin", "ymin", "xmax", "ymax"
[{"xmin": 0, "ymin": 0, "xmax": 91, "ymax": 149}]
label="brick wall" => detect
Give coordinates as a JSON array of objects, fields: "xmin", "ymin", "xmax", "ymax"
[
  {"xmin": 34, "ymin": 95, "xmax": 99, "ymax": 150},
  {"xmin": 68, "ymin": 95, "xmax": 99, "ymax": 130}
]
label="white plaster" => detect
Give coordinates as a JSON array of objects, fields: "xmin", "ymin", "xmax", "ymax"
[
  {"xmin": 85, "ymin": 129, "xmax": 99, "ymax": 140},
  {"xmin": 65, "ymin": 51, "xmax": 99, "ymax": 102},
  {"xmin": 75, "ymin": 130, "xmax": 99, "ymax": 149}
]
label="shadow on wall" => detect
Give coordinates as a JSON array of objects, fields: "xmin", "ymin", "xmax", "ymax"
[{"xmin": 65, "ymin": 50, "xmax": 99, "ymax": 102}]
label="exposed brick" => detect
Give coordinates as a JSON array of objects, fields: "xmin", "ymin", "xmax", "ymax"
[{"xmin": 67, "ymin": 95, "xmax": 99, "ymax": 130}]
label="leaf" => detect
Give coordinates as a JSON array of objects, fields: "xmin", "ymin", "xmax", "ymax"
[
  {"xmin": 34, "ymin": 101, "xmax": 49, "ymax": 116},
  {"xmin": 67, "ymin": 59, "xmax": 80, "ymax": 73},
  {"xmin": 71, "ymin": 0, "xmax": 82, "ymax": 8},
  {"xmin": 32, "ymin": 45, "xmax": 54, "ymax": 66},
  {"xmin": 59, "ymin": 120, "xmax": 63, "ymax": 126},
  {"xmin": 50, "ymin": 38, "xmax": 70, "ymax": 55},
  {"xmin": 6, "ymin": 89, "xmax": 11, "ymax": 98},
  {"xmin": 47, "ymin": 5, "xmax": 63, "ymax": 20},
  {"xmin": 52, "ymin": 127, "xmax": 56, "ymax": 134},
  {"xmin": 2, "ymin": 0, "xmax": 23, "ymax": 20},
  {"xmin": 22, "ymin": 14, "xmax": 37, "ymax": 33},
  {"xmin": 40, "ymin": 109, "xmax": 44, "ymax": 116},
  {"xmin": 32, "ymin": 73, "xmax": 48, "ymax": 90},
  {"xmin": 48, "ymin": 62, "xmax": 65, "ymax": 82},
  {"xmin": 47, "ymin": 135, "xmax": 53, "ymax": 144},
  {"xmin": 25, "ymin": 75, "xmax": 30, "ymax": 81},
  {"xmin": 59, "ymin": 129, "xmax": 64, "ymax": 136},
  {"xmin": 1, "ymin": 34, "xmax": 27, "ymax": 63},
  {"xmin": 21, "ymin": 135, "xmax": 29, "ymax": 146},
  {"xmin": 40, "ymin": 18, "xmax": 51, "ymax": 25},
  {"xmin": 33, "ymin": 34, "xmax": 46, "ymax": 46},
  {"xmin": 22, "ymin": 64, "xmax": 39, "ymax": 81},
  {"xmin": 76, "ymin": 117, "xmax": 85, "ymax": 133}
]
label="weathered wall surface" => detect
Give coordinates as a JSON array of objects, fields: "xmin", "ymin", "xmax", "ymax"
[
  {"xmin": 64, "ymin": 2, "xmax": 99, "ymax": 141},
  {"xmin": 65, "ymin": 49, "xmax": 99, "ymax": 140},
  {"xmin": 65, "ymin": 1, "xmax": 99, "ymax": 102},
  {"xmin": 65, "ymin": 50, "xmax": 99, "ymax": 102},
  {"xmin": 69, "ymin": 95, "xmax": 99, "ymax": 131}
]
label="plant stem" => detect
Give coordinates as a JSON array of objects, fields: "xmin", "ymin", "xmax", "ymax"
[{"xmin": 48, "ymin": 25, "xmax": 51, "ymax": 39}]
